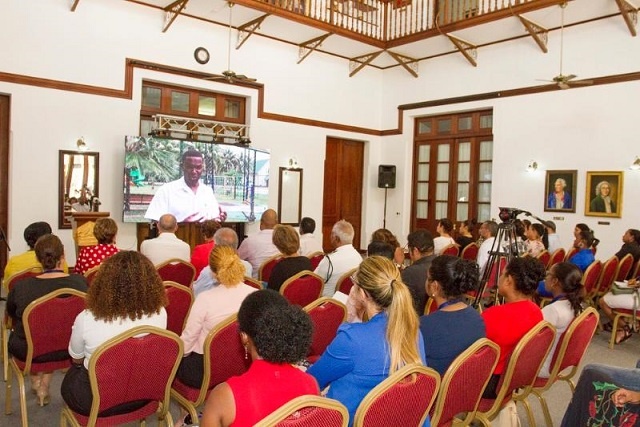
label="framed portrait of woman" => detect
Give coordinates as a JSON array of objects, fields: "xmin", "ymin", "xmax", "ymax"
[
  {"xmin": 585, "ymin": 171, "xmax": 623, "ymax": 218},
  {"xmin": 544, "ymin": 170, "xmax": 577, "ymax": 213}
]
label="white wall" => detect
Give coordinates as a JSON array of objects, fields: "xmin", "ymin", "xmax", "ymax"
[{"xmin": 1, "ymin": 0, "xmax": 638, "ymax": 263}]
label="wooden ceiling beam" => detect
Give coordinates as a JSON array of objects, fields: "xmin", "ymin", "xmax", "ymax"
[
  {"xmin": 349, "ymin": 51, "xmax": 383, "ymax": 77},
  {"xmin": 518, "ymin": 15, "xmax": 549, "ymax": 53},
  {"xmin": 386, "ymin": 51, "xmax": 418, "ymax": 77},
  {"xmin": 162, "ymin": 0, "xmax": 189, "ymax": 33},
  {"xmin": 237, "ymin": 14, "xmax": 270, "ymax": 49},
  {"xmin": 446, "ymin": 34, "xmax": 477, "ymax": 67},
  {"xmin": 615, "ymin": 0, "xmax": 638, "ymax": 37},
  {"xmin": 70, "ymin": 0, "xmax": 80, "ymax": 11},
  {"xmin": 298, "ymin": 33, "xmax": 332, "ymax": 64}
]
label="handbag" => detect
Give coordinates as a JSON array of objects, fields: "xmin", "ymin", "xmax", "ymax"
[{"xmin": 611, "ymin": 282, "xmax": 637, "ymax": 295}]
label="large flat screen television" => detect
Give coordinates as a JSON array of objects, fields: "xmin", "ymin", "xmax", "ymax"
[{"xmin": 123, "ymin": 136, "xmax": 270, "ymax": 223}]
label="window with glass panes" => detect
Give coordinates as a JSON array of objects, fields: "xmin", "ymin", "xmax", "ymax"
[{"xmin": 412, "ymin": 110, "xmax": 493, "ymax": 234}]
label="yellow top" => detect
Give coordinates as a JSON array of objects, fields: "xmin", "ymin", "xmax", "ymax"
[{"xmin": 3, "ymin": 250, "xmax": 69, "ymax": 282}]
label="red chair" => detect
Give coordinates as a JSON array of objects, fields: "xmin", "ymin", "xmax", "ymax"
[
  {"xmin": 171, "ymin": 314, "xmax": 251, "ymax": 423},
  {"xmin": 581, "ymin": 260, "xmax": 603, "ymax": 307},
  {"xmin": 423, "ymin": 297, "xmax": 438, "ymax": 315},
  {"xmin": 476, "ymin": 321, "xmax": 555, "ymax": 425},
  {"xmin": 164, "ymin": 281, "xmax": 194, "ymax": 336},
  {"xmin": 608, "ymin": 299, "xmax": 640, "ymax": 349},
  {"xmin": 536, "ymin": 250, "xmax": 551, "ymax": 269},
  {"xmin": 255, "ymin": 395, "xmax": 348, "ymax": 427},
  {"xmin": 2, "ymin": 267, "xmax": 42, "ymax": 382},
  {"xmin": 243, "ymin": 276, "xmax": 264, "ymax": 290},
  {"xmin": 595, "ymin": 256, "xmax": 619, "ymax": 300},
  {"xmin": 83, "ymin": 265, "xmax": 101, "ymax": 287},
  {"xmin": 5, "ymin": 288, "xmax": 86, "ymax": 427},
  {"xmin": 564, "ymin": 247, "xmax": 578, "ymax": 262},
  {"xmin": 632, "ymin": 260, "xmax": 640, "ymax": 282},
  {"xmin": 156, "ymin": 258, "xmax": 196, "ymax": 288},
  {"xmin": 308, "ymin": 251, "xmax": 325, "ymax": 270},
  {"xmin": 460, "ymin": 243, "xmax": 479, "ymax": 261},
  {"xmin": 615, "ymin": 253, "xmax": 634, "ymax": 282},
  {"xmin": 522, "ymin": 308, "xmax": 599, "ymax": 427},
  {"xmin": 280, "ymin": 271, "xmax": 323, "ymax": 307},
  {"xmin": 304, "ymin": 298, "xmax": 346, "ymax": 363},
  {"xmin": 353, "ymin": 364, "xmax": 440, "ymax": 427},
  {"xmin": 547, "ymin": 248, "xmax": 566, "ymax": 270},
  {"xmin": 334, "ymin": 267, "xmax": 358, "ymax": 295},
  {"xmin": 60, "ymin": 326, "xmax": 183, "ymax": 427},
  {"xmin": 465, "ymin": 257, "xmax": 506, "ymax": 310},
  {"xmin": 430, "ymin": 338, "xmax": 500, "ymax": 426},
  {"xmin": 441, "ymin": 244, "xmax": 459, "ymax": 257},
  {"xmin": 258, "ymin": 255, "xmax": 283, "ymax": 283}
]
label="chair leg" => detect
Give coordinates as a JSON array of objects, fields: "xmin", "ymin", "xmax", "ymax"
[
  {"xmin": 609, "ymin": 314, "xmax": 624, "ymax": 349},
  {"xmin": 2, "ymin": 326, "xmax": 8, "ymax": 382},
  {"xmin": 531, "ymin": 389, "xmax": 552, "ymax": 427},
  {"xmin": 516, "ymin": 395, "xmax": 535, "ymax": 427},
  {"xmin": 16, "ymin": 369, "xmax": 28, "ymax": 427},
  {"xmin": 4, "ymin": 357, "xmax": 12, "ymax": 415}
]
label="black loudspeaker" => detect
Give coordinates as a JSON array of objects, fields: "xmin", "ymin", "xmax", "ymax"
[{"xmin": 378, "ymin": 165, "xmax": 396, "ymax": 189}]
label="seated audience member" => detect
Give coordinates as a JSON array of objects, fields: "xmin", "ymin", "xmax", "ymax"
[
  {"xmin": 544, "ymin": 220, "xmax": 562, "ymax": 255},
  {"xmin": 192, "ymin": 227, "xmax": 252, "ymax": 298},
  {"xmin": 615, "ymin": 229, "xmax": 640, "ymax": 274},
  {"xmin": 599, "ymin": 276, "xmax": 640, "ymax": 345},
  {"xmin": 539, "ymin": 262, "xmax": 584, "ymax": 377},
  {"xmin": 267, "ymin": 225, "xmax": 312, "ymax": 292},
  {"xmin": 237, "ymin": 209, "xmax": 280, "ymax": 278},
  {"xmin": 140, "ymin": 213, "xmax": 190, "ymax": 265},
  {"xmin": 401, "ymin": 229, "xmax": 436, "ymax": 315},
  {"xmin": 314, "ymin": 220, "xmax": 362, "ymax": 298},
  {"xmin": 190, "ymin": 220, "xmax": 220, "ymax": 276},
  {"xmin": 481, "ymin": 257, "xmax": 545, "ymax": 398},
  {"xmin": 74, "ymin": 217, "xmax": 119, "ymax": 275},
  {"xmin": 561, "ymin": 361, "xmax": 640, "ymax": 426},
  {"xmin": 455, "ymin": 219, "xmax": 477, "ymax": 250},
  {"xmin": 477, "ymin": 221, "xmax": 498, "ymax": 276},
  {"xmin": 572, "ymin": 223, "xmax": 600, "ymax": 253},
  {"xmin": 200, "ymin": 290, "xmax": 319, "ymax": 427},
  {"xmin": 367, "ymin": 240, "xmax": 395, "ymax": 260},
  {"xmin": 298, "ymin": 217, "xmax": 324, "ymax": 256},
  {"xmin": 61, "ymin": 251, "xmax": 166, "ymax": 416},
  {"xmin": 3, "ymin": 221, "xmax": 68, "ymax": 279},
  {"xmin": 177, "ymin": 246, "xmax": 257, "ymax": 388},
  {"xmin": 525, "ymin": 223, "xmax": 546, "ymax": 258},
  {"xmin": 370, "ymin": 228, "xmax": 405, "ymax": 267},
  {"xmin": 434, "ymin": 218, "xmax": 456, "ymax": 255},
  {"xmin": 308, "ymin": 256, "xmax": 425, "ymax": 423},
  {"xmin": 420, "ymin": 255, "xmax": 485, "ymax": 375},
  {"xmin": 7, "ymin": 234, "xmax": 88, "ymax": 406}
]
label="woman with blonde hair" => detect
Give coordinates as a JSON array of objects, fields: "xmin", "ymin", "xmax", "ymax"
[
  {"xmin": 308, "ymin": 256, "xmax": 425, "ymax": 422},
  {"xmin": 176, "ymin": 245, "xmax": 257, "ymax": 388}
]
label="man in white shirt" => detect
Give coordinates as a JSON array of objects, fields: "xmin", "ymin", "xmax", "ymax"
[
  {"xmin": 477, "ymin": 220, "xmax": 498, "ymax": 277},
  {"xmin": 144, "ymin": 149, "xmax": 226, "ymax": 223},
  {"xmin": 140, "ymin": 214, "xmax": 190, "ymax": 265},
  {"xmin": 237, "ymin": 209, "xmax": 280, "ymax": 278},
  {"xmin": 192, "ymin": 227, "xmax": 253, "ymax": 297},
  {"xmin": 315, "ymin": 219, "xmax": 363, "ymax": 298},
  {"xmin": 298, "ymin": 217, "xmax": 324, "ymax": 256}
]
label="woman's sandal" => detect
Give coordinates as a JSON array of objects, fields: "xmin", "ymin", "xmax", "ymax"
[{"xmin": 615, "ymin": 325, "xmax": 633, "ymax": 345}]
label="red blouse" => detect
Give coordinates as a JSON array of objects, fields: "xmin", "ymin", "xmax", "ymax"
[{"xmin": 190, "ymin": 241, "xmax": 214, "ymax": 276}]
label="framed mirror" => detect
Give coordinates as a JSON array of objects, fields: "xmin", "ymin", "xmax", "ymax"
[
  {"xmin": 278, "ymin": 167, "xmax": 303, "ymax": 225},
  {"xmin": 58, "ymin": 150, "xmax": 100, "ymax": 229}
]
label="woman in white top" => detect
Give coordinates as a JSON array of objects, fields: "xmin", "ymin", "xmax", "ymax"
[
  {"xmin": 539, "ymin": 262, "xmax": 584, "ymax": 377},
  {"xmin": 61, "ymin": 251, "xmax": 168, "ymax": 416},
  {"xmin": 434, "ymin": 218, "xmax": 456, "ymax": 255}
]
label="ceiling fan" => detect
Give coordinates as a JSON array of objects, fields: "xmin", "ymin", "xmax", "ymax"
[
  {"xmin": 538, "ymin": 2, "xmax": 592, "ymax": 90},
  {"xmin": 206, "ymin": 2, "xmax": 256, "ymax": 83}
]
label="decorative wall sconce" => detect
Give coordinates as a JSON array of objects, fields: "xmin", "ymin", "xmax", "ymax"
[
  {"xmin": 630, "ymin": 156, "xmax": 640, "ymax": 171},
  {"xmin": 76, "ymin": 137, "xmax": 88, "ymax": 151},
  {"xmin": 288, "ymin": 157, "xmax": 300, "ymax": 169},
  {"xmin": 526, "ymin": 160, "xmax": 538, "ymax": 173}
]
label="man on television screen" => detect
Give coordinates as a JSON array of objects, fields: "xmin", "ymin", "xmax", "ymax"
[{"xmin": 144, "ymin": 149, "xmax": 227, "ymax": 223}]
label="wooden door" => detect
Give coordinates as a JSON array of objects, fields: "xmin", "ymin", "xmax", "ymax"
[
  {"xmin": 0, "ymin": 95, "xmax": 9, "ymax": 273},
  {"xmin": 322, "ymin": 137, "xmax": 364, "ymax": 252}
]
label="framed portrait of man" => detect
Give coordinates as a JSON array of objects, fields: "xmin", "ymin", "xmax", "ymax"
[
  {"xmin": 544, "ymin": 170, "xmax": 577, "ymax": 213},
  {"xmin": 585, "ymin": 171, "xmax": 623, "ymax": 218}
]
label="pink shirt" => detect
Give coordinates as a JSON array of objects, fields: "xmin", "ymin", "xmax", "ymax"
[{"xmin": 180, "ymin": 283, "xmax": 256, "ymax": 354}]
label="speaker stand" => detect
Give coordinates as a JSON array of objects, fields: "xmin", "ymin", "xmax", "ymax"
[{"xmin": 383, "ymin": 187, "xmax": 388, "ymax": 229}]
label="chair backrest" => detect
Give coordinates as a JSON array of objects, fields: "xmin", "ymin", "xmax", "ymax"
[
  {"xmin": 536, "ymin": 250, "xmax": 551, "ymax": 269},
  {"xmin": 243, "ymin": 276, "xmax": 264, "ymax": 290},
  {"xmin": 564, "ymin": 246, "xmax": 579, "ymax": 262},
  {"xmin": 22, "ymin": 288, "xmax": 86, "ymax": 373},
  {"xmin": 254, "ymin": 395, "xmax": 349, "ymax": 427},
  {"xmin": 581, "ymin": 260, "xmax": 603, "ymax": 296},
  {"xmin": 423, "ymin": 297, "xmax": 438, "ymax": 315},
  {"xmin": 353, "ymin": 364, "xmax": 440, "ymax": 427},
  {"xmin": 441, "ymin": 244, "xmax": 459, "ymax": 257},
  {"xmin": 616, "ymin": 253, "xmax": 634, "ymax": 282},
  {"xmin": 430, "ymin": 338, "xmax": 500, "ymax": 427},
  {"xmin": 548, "ymin": 248, "xmax": 566, "ymax": 269},
  {"xmin": 460, "ymin": 243, "xmax": 479, "ymax": 261},
  {"xmin": 304, "ymin": 298, "xmax": 346, "ymax": 361},
  {"xmin": 259, "ymin": 255, "xmax": 283, "ymax": 282},
  {"xmin": 85, "ymin": 326, "xmax": 183, "ymax": 426},
  {"xmin": 280, "ymin": 270, "xmax": 324, "ymax": 307},
  {"xmin": 596, "ymin": 256, "xmax": 619, "ymax": 296},
  {"xmin": 334, "ymin": 267, "xmax": 358, "ymax": 295},
  {"xmin": 632, "ymin": 260, "xmax": 640, "ymax": 282},
  {"xmin": 4, "ymin": 267, "xmax": 41, "ymax": 292},
  {"xmin": 164, "ymin": 281, "xmax": 194, "ymax": 335},
  {"xmin": 83, "ymin": 265, "xmax": 101, "ymax": 286},
  {"xmin": 156, "ymin": 258, "xmax": 196, "ymax": 288},
  {"xmin": 308, "ymin": 251, "xmax": 325, "ymax": 270},
  {"xmin": 485, "ymin": 257, "xmax": 507, "ymax": 291}
]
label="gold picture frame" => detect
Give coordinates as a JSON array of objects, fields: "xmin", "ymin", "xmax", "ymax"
[{"xmin": 584, "ymin": 171, "xmax": 623, "ymax": 218}]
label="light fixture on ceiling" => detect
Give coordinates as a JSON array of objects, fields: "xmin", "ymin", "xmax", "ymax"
[
  {"xmin": 526, "ymin": 160, "xmax": 538, "ymax": 173},
  {"xmin": 630, "ymin": 156, "xmax": 640, "ymax": 171},
  {"xmin": 76, "ymin": 137, "xmax": 88, "ymax": 151}
]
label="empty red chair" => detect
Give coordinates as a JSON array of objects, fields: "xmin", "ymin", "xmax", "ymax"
[
  {"xmin": 156, "ymin": 258, "xmax": 196, "ymax": 288},
  {"xmin": 304, "ymin": 298, "xmax": 346, "ymax": 363},
  {"xmin": 280, "ymin": 271, "xmax": 323, "ymax": 307}
]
